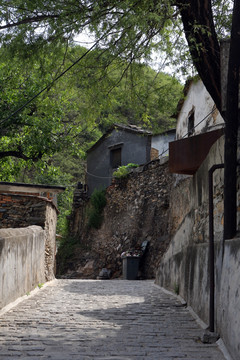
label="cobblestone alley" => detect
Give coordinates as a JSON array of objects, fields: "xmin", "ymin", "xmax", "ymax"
[{"xmin": 0, "ymin": 280, "xmax": 227, "ymax": 360}]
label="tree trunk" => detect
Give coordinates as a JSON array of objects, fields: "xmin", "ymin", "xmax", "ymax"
[
  {"xmin": 223, "ymin": 0, "xmax": 240, "ymax": 240},
  {"xmin": 176, "ymin": 0, "xmax": 221, "ymax": 111},
  {"xmin": 177, "ymin": 0, "xmax": 240, "ymax": 240}
]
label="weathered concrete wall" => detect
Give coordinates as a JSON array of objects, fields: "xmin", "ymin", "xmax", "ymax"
[
  {"xmin": 176, "ymin": 79, "xmax": 224, "ymax": 139},
  {"xmin": 156, "ymin": 136, "xmax": 240, "ymax": 360},
  {"xmin": 64, "ymin": 159, "xmax": 173, "ymax": 279},
  {"xmin": 44, "ymin": 204, "xmax": 58, "ymax": 281},
  {"xmin": 0, "ymin": 226, "xmax": 45, "ymax": 309},
  {"xmin": 217, "ymin": 239, "xmax": 240, "ymax": 358},
  {"xmin": 0, "ymin": 194, "xmax": 57, "ymax": 281}
]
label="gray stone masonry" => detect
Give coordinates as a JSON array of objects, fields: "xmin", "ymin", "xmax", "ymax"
[{"xmin": 0, "ymin": 280, "xmax": 227, "ymax": 360}]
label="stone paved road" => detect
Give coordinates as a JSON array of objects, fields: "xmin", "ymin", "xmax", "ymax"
[{"xmin": 0, "ymin": 280, "xmax": 226, "ymax": 360}]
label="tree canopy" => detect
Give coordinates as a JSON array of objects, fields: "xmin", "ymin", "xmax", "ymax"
[
  {"xmin": 1, "ymin": 0, "xmax": 239, "ymax": 239},
  {"xmin": 0, "ymin": 1, "xmax": 233, "ymax": 106},
  {"xmin": 0, "ymin": 42, "xmax": 182, "ymax": 180}
]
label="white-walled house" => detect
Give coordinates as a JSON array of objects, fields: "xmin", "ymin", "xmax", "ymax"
[
  {"xmin": 169, "ymin": 78, "xmax": 224, "ymax": 175},
  {"xmin": 176, "ymin": 78, "xmax": 224, "ymax": 140}
]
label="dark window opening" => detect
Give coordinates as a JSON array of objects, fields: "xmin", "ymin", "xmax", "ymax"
[
  {"xmin": 111, "ymin": 148, "xmax": 122, "ymax": 168},
  {"xmin": 188, "ymin": 111, "xmax": 195, "ymax": 137}
]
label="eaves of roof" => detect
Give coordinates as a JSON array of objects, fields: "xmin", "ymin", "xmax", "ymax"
[
  {"xmin": 0, "ymin": 182, "xmax": 66, "ymax": 194},
  {"xmin": 87, "ymin": 123, "xmax": 152, "ymax": 153}
]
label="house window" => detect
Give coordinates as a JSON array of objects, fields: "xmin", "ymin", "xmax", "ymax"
[
  {"xmin": 188, "ymin": 111, "xmax": 195, "ymax": 136},
  {"xmin": 111, "ymin": 148, "xmax": 122, "ymax": 168}
]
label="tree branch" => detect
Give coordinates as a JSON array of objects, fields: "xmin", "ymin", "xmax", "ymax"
[
  {"xmin": 176, "ymin": 0, "xmax": 221, "ymax": 112},
  {"xmin": 0, "ymin": 13, "xmax": 61, "ymax": 30},
  {"xmin": 0, "ymin": 149, "xmax": 43, "ymax": 161}
]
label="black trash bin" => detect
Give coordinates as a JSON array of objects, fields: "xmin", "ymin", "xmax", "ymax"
[{"xmin": 122, "ymin": 256, "xmax": 140, "ymax": 280}]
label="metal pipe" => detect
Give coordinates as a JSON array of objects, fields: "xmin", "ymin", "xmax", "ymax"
[{"xmin": 208, "ymin": 164, "xmax": 224, "ymax": 333}]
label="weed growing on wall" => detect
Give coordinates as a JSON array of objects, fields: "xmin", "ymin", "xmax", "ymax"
[
  {"xmin": 88, "ymin": 189, "xmax": 107, "ymax": 229},
  {"xmin": 113, "ymin": 163, "xmax": 139, "ymax": 179}
]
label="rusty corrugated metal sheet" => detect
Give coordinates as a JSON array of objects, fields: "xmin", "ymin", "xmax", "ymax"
[{"xmin": 169, "ymin": 129, "xmax": 224, "ymax": 175}]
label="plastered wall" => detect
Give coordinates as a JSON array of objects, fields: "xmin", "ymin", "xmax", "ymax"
[
  {"xmin": 0, "ymin": 226, "xmax": 45, "ymax": 309},
  {"xmin": 156, "ymin": 136, "xmax": 240, "ymax": 360}
]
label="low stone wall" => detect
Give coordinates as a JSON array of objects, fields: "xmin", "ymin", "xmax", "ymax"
[
  {"xmin": 156, "ymin": 136, "xmax": 240, "ymax": 360},
  {"xmin": 0, "ymin": 194, "xmax": 57, "ymax": 281},
  {"xmin": 0, "ymin": 226, "xmax": 45, "ymax": 309}
]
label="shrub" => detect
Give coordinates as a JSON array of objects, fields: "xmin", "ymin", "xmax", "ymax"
[
  {"xmin": 88, "ymin": 189, "xmax": 106, "ymax": 229},
  {"xmin": 113, "ymin": 163, "xmax": 139, "ymax": 179},
  {"xmin": 90, "ymin": 188, "xmax": 107, "ymax": 210},
  {"xmin": 56, "ymin": 235, "xmax": 79, "ymax": 275}
]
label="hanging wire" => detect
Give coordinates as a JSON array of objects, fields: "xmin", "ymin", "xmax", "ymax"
[
  {"xmin": 0, "ymin": 42, "xmax": 101, "ymax": 127},
  {"xmin": 86, "ymin": 171, "xmax": 113, "ymax": 179},
  {"xmin": 0, "ymin": 1, "xmax": 140, "ymax": 126}
]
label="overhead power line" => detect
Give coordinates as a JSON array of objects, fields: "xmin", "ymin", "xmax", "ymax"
[
  {"xmin": 0, "ymin": 42, "xmax": 97, "ymax": 127},
  {"xmin": 0, "ymin": 1, "xmax": 139, "ymax": 126}
]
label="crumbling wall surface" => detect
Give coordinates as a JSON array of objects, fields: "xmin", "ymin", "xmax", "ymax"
[
  {"xmin": 0, "ymin": 226, "xmax": 45, "ymax": 310},
  {"xmin": 44, "ymin": 204, "xmax": 58, "ymax": 281},
  {"xmin": 0, "ymin": 194, "xmax": 57, "ymax": 281},
  {"xmin": 156, "ymin": 135, "xmax": 240, "ymax": 360},
  {"xmin": 0, "ymin": 194, "xmax": 47, "ymax": 228},
  {"xmin": 66, "ymin": 160, "xmax": 173, "ymax": 279}
]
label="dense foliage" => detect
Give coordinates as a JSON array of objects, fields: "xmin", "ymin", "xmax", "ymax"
[
  {"xmin": 0, "ymin": 42, "xmax": 182, "ymax": 233},
  {"xmin": 87, "ymin": 189, "xmax": 107, "ymax": 229},
  {"xmin": 0, "ymin": 0, "xmax": 238, "ymax": 238},
  {"xmin": 0, "ymin": 43, "xmax": 182, "ymax": 179}
]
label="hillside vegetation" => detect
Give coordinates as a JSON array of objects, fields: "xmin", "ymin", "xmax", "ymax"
[{"xmin": 0, "ymin": 44, "xmax": 183, "ymax": 233}]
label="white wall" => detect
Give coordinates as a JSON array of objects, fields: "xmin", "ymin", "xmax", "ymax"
[
  {"xmin": 176, "ymin": 80, "xmax": 224, "ymax": 139},
  {"xmin": 152, "ymin": 131, "xmax": 175, "ymax": 157}
]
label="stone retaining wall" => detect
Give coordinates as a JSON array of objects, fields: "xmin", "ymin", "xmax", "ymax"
[
  {"xmin": 65, "ymin": 159, "xmax": 173, "ymax": 279},
  {"xmin": 0, "ymin": 226, "xmax": 45, "ymax": 309}
]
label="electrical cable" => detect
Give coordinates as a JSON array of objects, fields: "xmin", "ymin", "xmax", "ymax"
[
  {"xmin": 0, "ymin": 1, "xmax": 141, "ymax": 126},
  {"xmin": 86, "ymin": 171, "xmax": 113, "ymax": 179},
  {"xmin": 0, "ymin": 43, "xmax": 97, "ymax": 126}
]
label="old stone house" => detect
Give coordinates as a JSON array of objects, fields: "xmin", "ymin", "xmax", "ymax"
[
  {"xmin": 86, "ymin": 123, "xmax": 175, "ymax": 195},
  {"xmin": 86, "ymin": 124, "xmax": 152, "ymax": 195}
]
